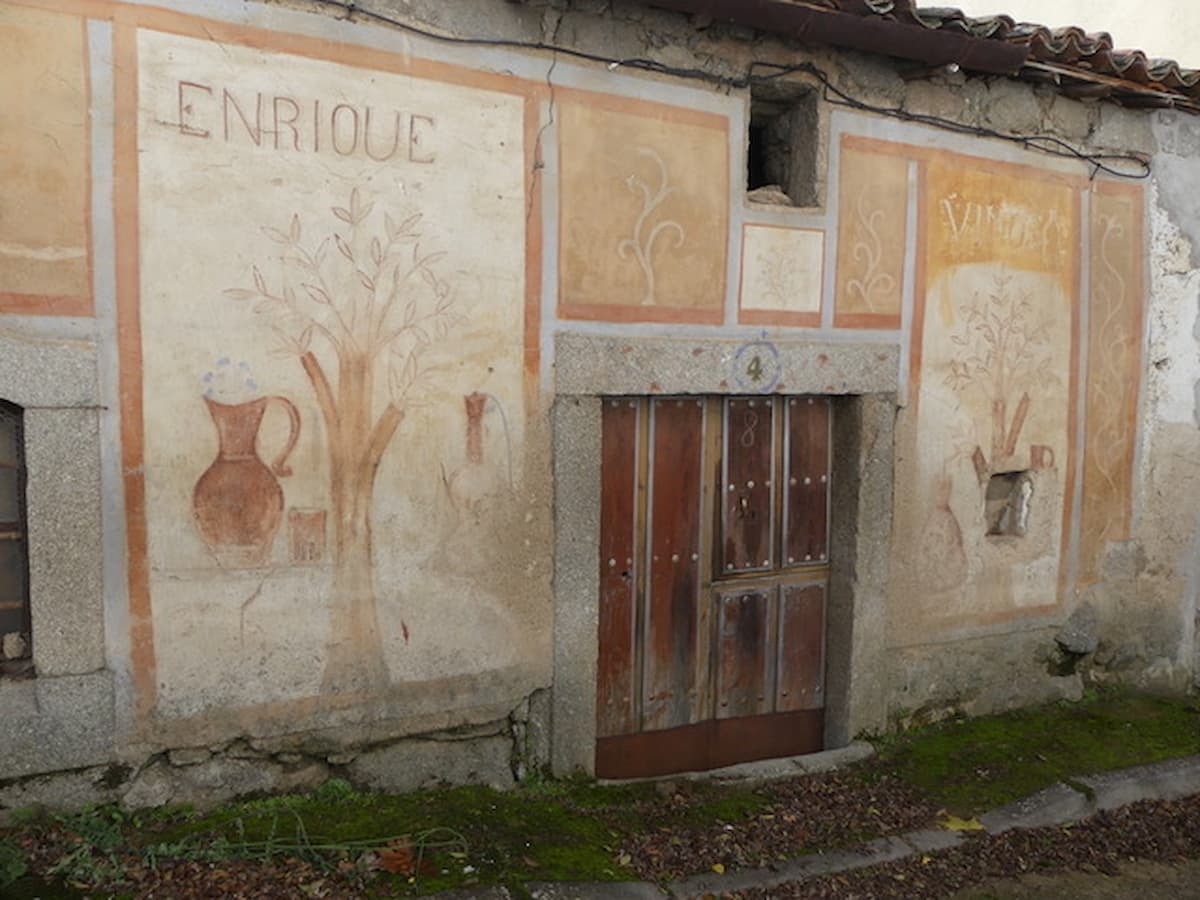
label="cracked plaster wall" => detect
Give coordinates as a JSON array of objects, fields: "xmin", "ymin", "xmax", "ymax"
[{"xmin": 1131, "ymin": 112, "xmax": 1200, "ymax": 691}]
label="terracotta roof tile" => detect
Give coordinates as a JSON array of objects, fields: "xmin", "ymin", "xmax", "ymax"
[
  {"xmin": 652, "ymin": 0, "xmax": 1200, "ymax": 111},
  {"xmin": 907, "ymin": 5, "xmax": 1200, "ymax": 109}
]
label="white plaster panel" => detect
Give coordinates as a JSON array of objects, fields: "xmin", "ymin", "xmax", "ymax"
[{"xmin": 740, "ymin": 225, "xmax": 825, "ymax": 314}]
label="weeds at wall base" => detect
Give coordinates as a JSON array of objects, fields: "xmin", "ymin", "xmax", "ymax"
[{"xmin": 1, "ymin": 688, "xmax": 1197, "ymax": 897}]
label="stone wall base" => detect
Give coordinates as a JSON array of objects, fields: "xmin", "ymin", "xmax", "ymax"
[{"xmin": 0, "ymin": 689, "xmax": 550, "ymax": 819}]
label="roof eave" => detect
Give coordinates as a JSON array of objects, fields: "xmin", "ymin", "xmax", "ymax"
[{"xmin": 646, "ymin": 0, "xmax": 1029, "ymax": 75}]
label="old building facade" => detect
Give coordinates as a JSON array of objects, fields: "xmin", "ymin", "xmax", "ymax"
[{"xmin": 0, "ymin": 0, "xmax": 1196, "ymax": 806}]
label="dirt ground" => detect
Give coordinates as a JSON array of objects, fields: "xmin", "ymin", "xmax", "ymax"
[{"xmin": 952, "ymin": 859, "xmax": 1200, "ymax": 899}]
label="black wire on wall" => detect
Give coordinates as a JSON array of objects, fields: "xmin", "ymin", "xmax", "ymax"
[{"xmin": 308, "ymin": 0, "xmax": 1151, "ymax": 179}]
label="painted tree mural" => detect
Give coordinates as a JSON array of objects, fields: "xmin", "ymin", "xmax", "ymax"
[
  {"xmin": 225, "ymin": 188, "xmax": 457, "ymax": 693},
  {"xmin": 943, "ymin": 269, "xmax": 1055, "ymax": 463}
]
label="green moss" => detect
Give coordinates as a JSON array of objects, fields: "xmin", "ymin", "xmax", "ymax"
[
  {"xmin": 144, "ymin": 777, "xmax": 644, "ymax": 894},
  {"xmin": 867, "ymin": 688, "xmax": 1200, "ymax": 815},
  {"xmin": 676, "ymin": 785, "xmax": 771, "ymax": 826}
]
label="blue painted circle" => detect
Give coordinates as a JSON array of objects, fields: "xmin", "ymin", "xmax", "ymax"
[{"xmin": 732, "ymin": 341, "xmax": 781, "ymax": 393}]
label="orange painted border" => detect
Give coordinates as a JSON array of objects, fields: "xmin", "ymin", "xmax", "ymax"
[
  {"xmin": 554, "ymin": 85, "xmax": 728, "ymax": 131},
  {"xmin": 907, "ymin": 158, "xmax": 931, "ymax": 400},
  {"xmin": 1056, "ymin": 187, "xmax": 1083, "ymax": 605},
  {"xmin": 1092, "ymin": 178, "xmax": 1145, "ymax": 540},
  {"xmin": 0, "ymin": 293, "xmax": 93, "ymax": 317},
  {"xmin": 112, "ymin": 10, "xmax": 156, "ymax": 719},
  {"xmin": 842, "ymin": 133, "xmax": 1089, "ymax": 191},
  {"xmin": 739, "ymin": 309, "xmax": 820, "ymax": 328},
  {"xmin": 1074, "ymin": 177, "xmax": 1146, "ymax": 592},
  {"xmin": 832, "ymin": 311, "xmax": 901, "ymax": 330},
  {"xmin": 905, "ymin": 149, "xmax": 1084, "ymax": 630},
  {"xmin": 557, "ymin": 301, "xmax": 725, "ymax": 325},
  {"xmin": 0, "ymin": 6, "xmax": 94, "ymax": 318},
  {"xmin": 523, "ymin": 95, "xmax": 544, "ymax": 411},
  {"xmin": 109, "ymin": 1, "xmax": 559, "ymax": 725},
  {"xmin": 736, "ymin": 223, "xmax": 823, "ymax": 328},
  {"xmin": 839, "ymin": 134, "xmax": 914, "ymax": 159},
  {"xmin": 555, "ymin": 91, "xmax": 731, "ymax": 325}
]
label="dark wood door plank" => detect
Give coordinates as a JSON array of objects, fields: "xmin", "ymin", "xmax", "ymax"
[
  {"xmin": 777, "ymin": 581, "xmax": 826, "ymax": 711},
  {"xmin": 642, "ymin": 398, "xmax": 704, "ymax": 732},
  {"xmin": 721, "ymin": 398, "xmax": 775, "ymax": 573},
  {"xmin": 597, "ymin": 399, "xmax": 640, "ymax": 738},
  {"xmin": 785, "ymin": 397, "xmax": 831, "ymax": 566}
]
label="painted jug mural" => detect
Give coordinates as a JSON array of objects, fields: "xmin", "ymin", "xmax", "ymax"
[{"xmin": 192, "ymin": 393, "xmax": 300, "ymax": 567}]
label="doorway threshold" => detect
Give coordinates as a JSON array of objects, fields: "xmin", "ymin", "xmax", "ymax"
[{"xmin": 597, "ymin": 738, "xmax": 875, "ymax": 785}]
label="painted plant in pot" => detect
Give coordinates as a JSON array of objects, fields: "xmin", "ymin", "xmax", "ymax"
[{"xmin": 221, "ymin": 187, "xmax": 460, "ymax": 694}]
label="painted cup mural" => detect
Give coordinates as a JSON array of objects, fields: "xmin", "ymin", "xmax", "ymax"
[{"xmin": 135, "ymin": 28, "xmax": 535, "ymax": 719}]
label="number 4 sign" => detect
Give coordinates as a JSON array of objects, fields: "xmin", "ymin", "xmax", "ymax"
[{"xmin": 732, "ymin": 339, "xmax": 781, "ymax": 393}]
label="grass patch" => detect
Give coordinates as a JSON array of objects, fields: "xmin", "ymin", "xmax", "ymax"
[{"xmin": 866, "ymin": 687, "xmax": 1200, "ymax": 815}]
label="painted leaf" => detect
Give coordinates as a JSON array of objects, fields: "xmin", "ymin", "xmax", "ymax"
[
  {"xmin": 303, "ymin": 284, "xmax": 331, "ymax": 305},
  {"xmin": 335, "ymin": 235, "xmax": 354, "ymax": 261},
  {"xmin": 223, "ymin": 288, "xmax": 256, "ymax": 300},
  {"xmin": 289, "ymin": 213, "xmax": 301, "ymax": 242},
  {"xmin": 332, "ymin": 207, "xmax": 353, "ymax": 224},
  {"xmin": 261, "ymin": 226, "xmax": 290, "ymax": 244},
  {"xmin": 252, "ymin": 266, "xmax": 267, "ymax": 293}
]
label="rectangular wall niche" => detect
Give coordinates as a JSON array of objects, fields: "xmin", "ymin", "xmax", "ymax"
[
  {"xmin": 746, "ymin": 83, "xmax": 818, "ymax": 207},
  {"xmin": 985, "ymin": 471, "xmax": 1033, "ymax": 537}
]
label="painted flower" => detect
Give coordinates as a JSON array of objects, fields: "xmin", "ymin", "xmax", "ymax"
[{"xmin": 201, "ymin": 359, "xmax": 261, "ymax": 403}]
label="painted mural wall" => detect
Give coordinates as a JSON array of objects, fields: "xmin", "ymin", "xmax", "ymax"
[
  {"xmin": 897, "ymin": 154, "xmax": 1080, "ymax": 637},
  {"xmin": 117, "ymin": 10, "xmax": 551, "ymax": 732},
  {"xmin": 849, "ymin": 137, "xmax": 1145, "ymax": 645},
  {"xmin": 0, "ymin": 0, "xmax": 1161, "ymax": 767}
]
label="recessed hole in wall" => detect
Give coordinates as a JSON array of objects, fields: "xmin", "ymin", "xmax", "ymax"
[
  {"xmin": 985, "ymin": 471, "xmax": 1033, "ymax": 537},
  {"xmin": 746, "ymin": 83, "xmax": 818, "ymax": 207}
]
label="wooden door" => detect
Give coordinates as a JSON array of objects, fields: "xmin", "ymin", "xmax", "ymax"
[{"xmin": 595, "ymin": 395, "xmax": 831, "ymax": 778}]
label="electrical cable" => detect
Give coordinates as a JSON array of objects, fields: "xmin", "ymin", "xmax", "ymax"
[
  {"xmin": 753, "ymin": 62, "xmax": 1150, "ymax": 179},
  {"xmin": 307, "ymin": 0, "xmax": 1151, "ymax": 179}
]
